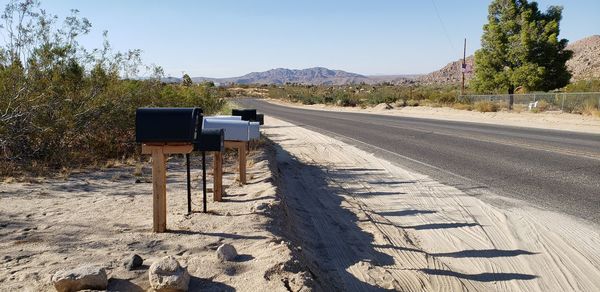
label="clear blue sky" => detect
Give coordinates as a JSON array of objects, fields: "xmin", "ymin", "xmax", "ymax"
[{"xmin": 11, "ymin": 0, "xmax": 600, "ymax": 77}]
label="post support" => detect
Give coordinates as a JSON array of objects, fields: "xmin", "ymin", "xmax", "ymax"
[
  {"xmin": 142, "ymin": 144, "xmax": 193, "ymax": 233},
  {"xmin": 213, "ymin": 151, "xmax": 223, "ymax": 202},
  {"xmin": 151, "ymin": 148, "xmax": 167, "ymax": 233},
  {"xmin": 223, "ymin": 141, "xmax": 247, "ymax": 185},
  {"xmin": 239, "ymin": 143, "xmax": 247, "ymax": 184}
]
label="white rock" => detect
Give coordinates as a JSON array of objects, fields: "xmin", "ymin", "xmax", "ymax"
[
  {"xmin": 51, "ymin": 265, "xmax": 107, "ymax": 292},
  {"xmin": 216, "ymin": 244, "xmax": 238, "ymax": 261},
  {"xmin": 148, "ymin": 256, "xmax": 190, "ymax": 292}
]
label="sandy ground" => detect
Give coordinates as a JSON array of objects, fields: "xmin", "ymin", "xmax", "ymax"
[
  {"xmin": 264, "ymin": 116, "xmax": 600, "ymax": 291},
  {"xmin": 263, "ymin": 99, "xmax": 600, "ymax": 134},
  {"xmin": 0, "ymin": 143, "xmax": 314, "ymax": 291}
]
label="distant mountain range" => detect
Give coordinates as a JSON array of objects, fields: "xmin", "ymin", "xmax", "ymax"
[
  {"xmin": 162, "ymin": 35, "xmax": 599, "ymax": 85},
  {"xmin": 189, "ymin": 67, "xmax": 416, "ymax": 86}
]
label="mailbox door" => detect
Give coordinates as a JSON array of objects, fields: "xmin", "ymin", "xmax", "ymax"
[{"xmin": 249, "ymin": 122, "xmax": 260, "ymax": 140}]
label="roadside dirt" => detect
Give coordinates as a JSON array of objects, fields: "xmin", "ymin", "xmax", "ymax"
[
  {"xmin": 264, "ymin": 98, "xmax": 600, "ymax": 134},
  {"xmin": 0, "ymin": 143, "xmax": 314, "ymax": 291},
  {"xmin": 264, "ymin": 116, "xmax": 600, "ymax": 291}
]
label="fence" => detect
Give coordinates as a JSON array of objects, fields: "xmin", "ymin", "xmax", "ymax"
[{"xmin": 458, "ymin": 92, "xmax": 600, "ymax": 113}]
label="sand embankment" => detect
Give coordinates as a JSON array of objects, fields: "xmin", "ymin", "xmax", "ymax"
[
  {"xmin": 0, "ymin": 144, "xmax": 313, "ymax": 290},
  {"xmin": 264, "ymin": 116, "xmax": 600, "ymax": 291},
  {"xmin": 264, "ymin": 98, "xmax": 600, "ymax": 134}
]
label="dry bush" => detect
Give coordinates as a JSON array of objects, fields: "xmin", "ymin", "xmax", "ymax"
[
  {"xmin": 537, "ymin": 100, "xmax": 550, "ymax": 112},
  {"xmin": 406, "ymin": 99, "xmax": 420, "ymax": 107},
  {"xmin": 474, "ymin": 101, "xmax": 499, "ymax": 112},
  {"xmin": 581, "ymin": 103, "xmax": 600, "ymax": 117}
]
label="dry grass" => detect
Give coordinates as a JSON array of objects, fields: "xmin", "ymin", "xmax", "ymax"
[
  {"xmin": 512, "ymin": 104, "xmax": 527, "ymax": 113},
  {"xmin": 133, "ymin": 163, "xmax": 144, "ymax": 177},
  {"xmin": 57, "ymin": 167, "xmax": 72, "ymax": 180},
  {"xmin": 474, "ymin": 101, "xmax": 499, "ymax": 112},
  {"xmin": 537, "ymin": 100, "xmax": 550, "ymax": 112},
  {"xmin": 452, "ymin": 103, "xmax": 473, "ymax": 111},
  {"xmin": 581, "ymin": 102, "xmax": 600, "ymax": 117}
]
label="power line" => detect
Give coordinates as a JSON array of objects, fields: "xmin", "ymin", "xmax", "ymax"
[{"xmin": 430, "ymin": 0, "xmax": 457, "ymax": 54}]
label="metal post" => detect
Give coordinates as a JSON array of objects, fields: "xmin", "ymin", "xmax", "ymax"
[
  {"xmin": 202, "ymin": 151, "xmax": 207, "ymax": 213},
  {"xmin": 186, "ymin": 154, "xmax": 191, "ymax": 215},
  {"xmin": 561, "ymin": 94, "xmax": 565, "ymax": 112}
]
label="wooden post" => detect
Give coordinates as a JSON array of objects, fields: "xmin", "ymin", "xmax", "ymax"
[
  {"xmin": 223, "ymin": 141, "xmax": 248, "ymax": 185},
  {"xmin": 213, "ymin": 151, "xmax": 223, "ymax": 202},
  {"xmin": 151, "ymin": 147, "xmax": 167, "ymax": 233},
  {"xmin": 142, "ymin": 144, "xmax": 192, "ymax": 233},
  {"xmin": 239, "ymin": 143, "xmax": 247, "ymax": 185}
]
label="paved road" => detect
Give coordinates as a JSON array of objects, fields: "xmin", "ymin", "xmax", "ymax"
[{"xmin": 237, "ymin": 99, "xmax": 600, "ymax": 224}]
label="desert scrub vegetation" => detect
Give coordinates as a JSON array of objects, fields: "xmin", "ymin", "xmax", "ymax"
[
  {"xmin": 473, "ymin": 101, "xmax": 500, "ymax": 112},
  {"xmin": 267, "ymin": 83, "xmax": 459, "ymax": 108},
  {"xmin": 264, "ymin": 82, "xmax": 600, "ymax": 116},
  {"xmin": 0, "ymin": 0, "xmax": 226, "ymax": 176}
]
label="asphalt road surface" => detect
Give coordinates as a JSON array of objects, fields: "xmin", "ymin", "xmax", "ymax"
[{"xmin": 237, "ymin": 99, "xmax": 600, "ymax": 225}]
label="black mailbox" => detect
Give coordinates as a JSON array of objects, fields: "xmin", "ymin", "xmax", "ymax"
[
  {"xmin": 194, "ymin": 129, "xmax": 224, "ymax": 152},
  {"xmin": 256, "ymin": 113, "xmax": 264, "ymax": 125},
  {"xmin": 136, "ymin": 108, "xmax": 202, "ymax": 143},
  {"xmin": 232, "ymin": 109, "xmax": 257, "ymax": 122}
]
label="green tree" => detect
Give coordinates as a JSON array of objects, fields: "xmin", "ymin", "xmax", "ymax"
[
  {"xmin": 472, "ymin": 0, "xmax": 572, "ymax": 99},
  {"xmin": 182, "ymin": 73, "xmax": 193, "ymax": 86}
]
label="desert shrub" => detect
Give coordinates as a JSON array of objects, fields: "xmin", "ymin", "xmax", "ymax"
[
  {"xmin": 0, "ymin": 1, "xmax": 226, "ymax": 176},
  {"xmin": 406, "ymin": 99, "xmax": 419, "ymax": 107},
  {"xmin": 452, "ymin": 103, "xmax": 473, "ymax": 111},
  {"xmin": 395, "ymin": 99, "xmax": 407, "ymax": 107},
  {"xmin": 474, "ymin": 101, "xmax": 499, "ymax": 112},
  {"xmin": 335, "ymin": 92, "xmax": 359, "ymax": 107},
  {"xmin": 531, "ymin": 100, "xmax": 550, "ymax": 112},
  {"xmin": 581, "ymin": 99, "xmax": 600, "ymax": 116},
  {"xmin": 564, "ymin": 79, "xmax": 600, "ymax": 92}
]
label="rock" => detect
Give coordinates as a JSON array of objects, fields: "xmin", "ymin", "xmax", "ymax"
[
  {"xmin": 216, "ymin": 244, "xmax": 238, "ymax": 261},
  {"xmin": 51, "ymin": 265, "xmax": 108, "ymax": 292},
  {"xmin": 148, "ymin": 256, "xmax": 190, "ymax": 292},
  {"xmin": 253, "ymin": 202, "xmax": 269, "ymax": 212},
  {"xmin": 148, "ymin": 256, "xmax": 189, "ymax": 290},
  {"xmin": 123, "ymin": 254, "xmax": 144, "ymax": 270}
]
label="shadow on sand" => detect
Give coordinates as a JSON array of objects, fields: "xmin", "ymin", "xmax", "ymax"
[{"xmin": 264, "ymin": 136, "xmax": 538, "ymax": 290}]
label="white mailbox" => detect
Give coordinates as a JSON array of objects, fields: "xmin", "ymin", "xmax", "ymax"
[
  {"xmin": 203, "ymin": 119, "xmax": 251, "ymax": 141},
  {"xmin": 204, "ymin": 115, "xmax": 242, "ymax": 121},
  {"xmin": 249, "ymin": 122, "xmax": 260, "ymax": 140}
]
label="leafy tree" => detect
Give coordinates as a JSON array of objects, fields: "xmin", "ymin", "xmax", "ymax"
[
  {"xmin": 472, "ymin": 0, "xmax": 572, "ymax": 100},
  {"xmin": 182, "ymin": 73, "xmax": 193, "ymax": 86}
]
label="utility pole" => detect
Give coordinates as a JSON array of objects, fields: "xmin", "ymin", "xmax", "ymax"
[{"xmin": 461, "ymin": 38, "xmax": 466, "ymax": 96}]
